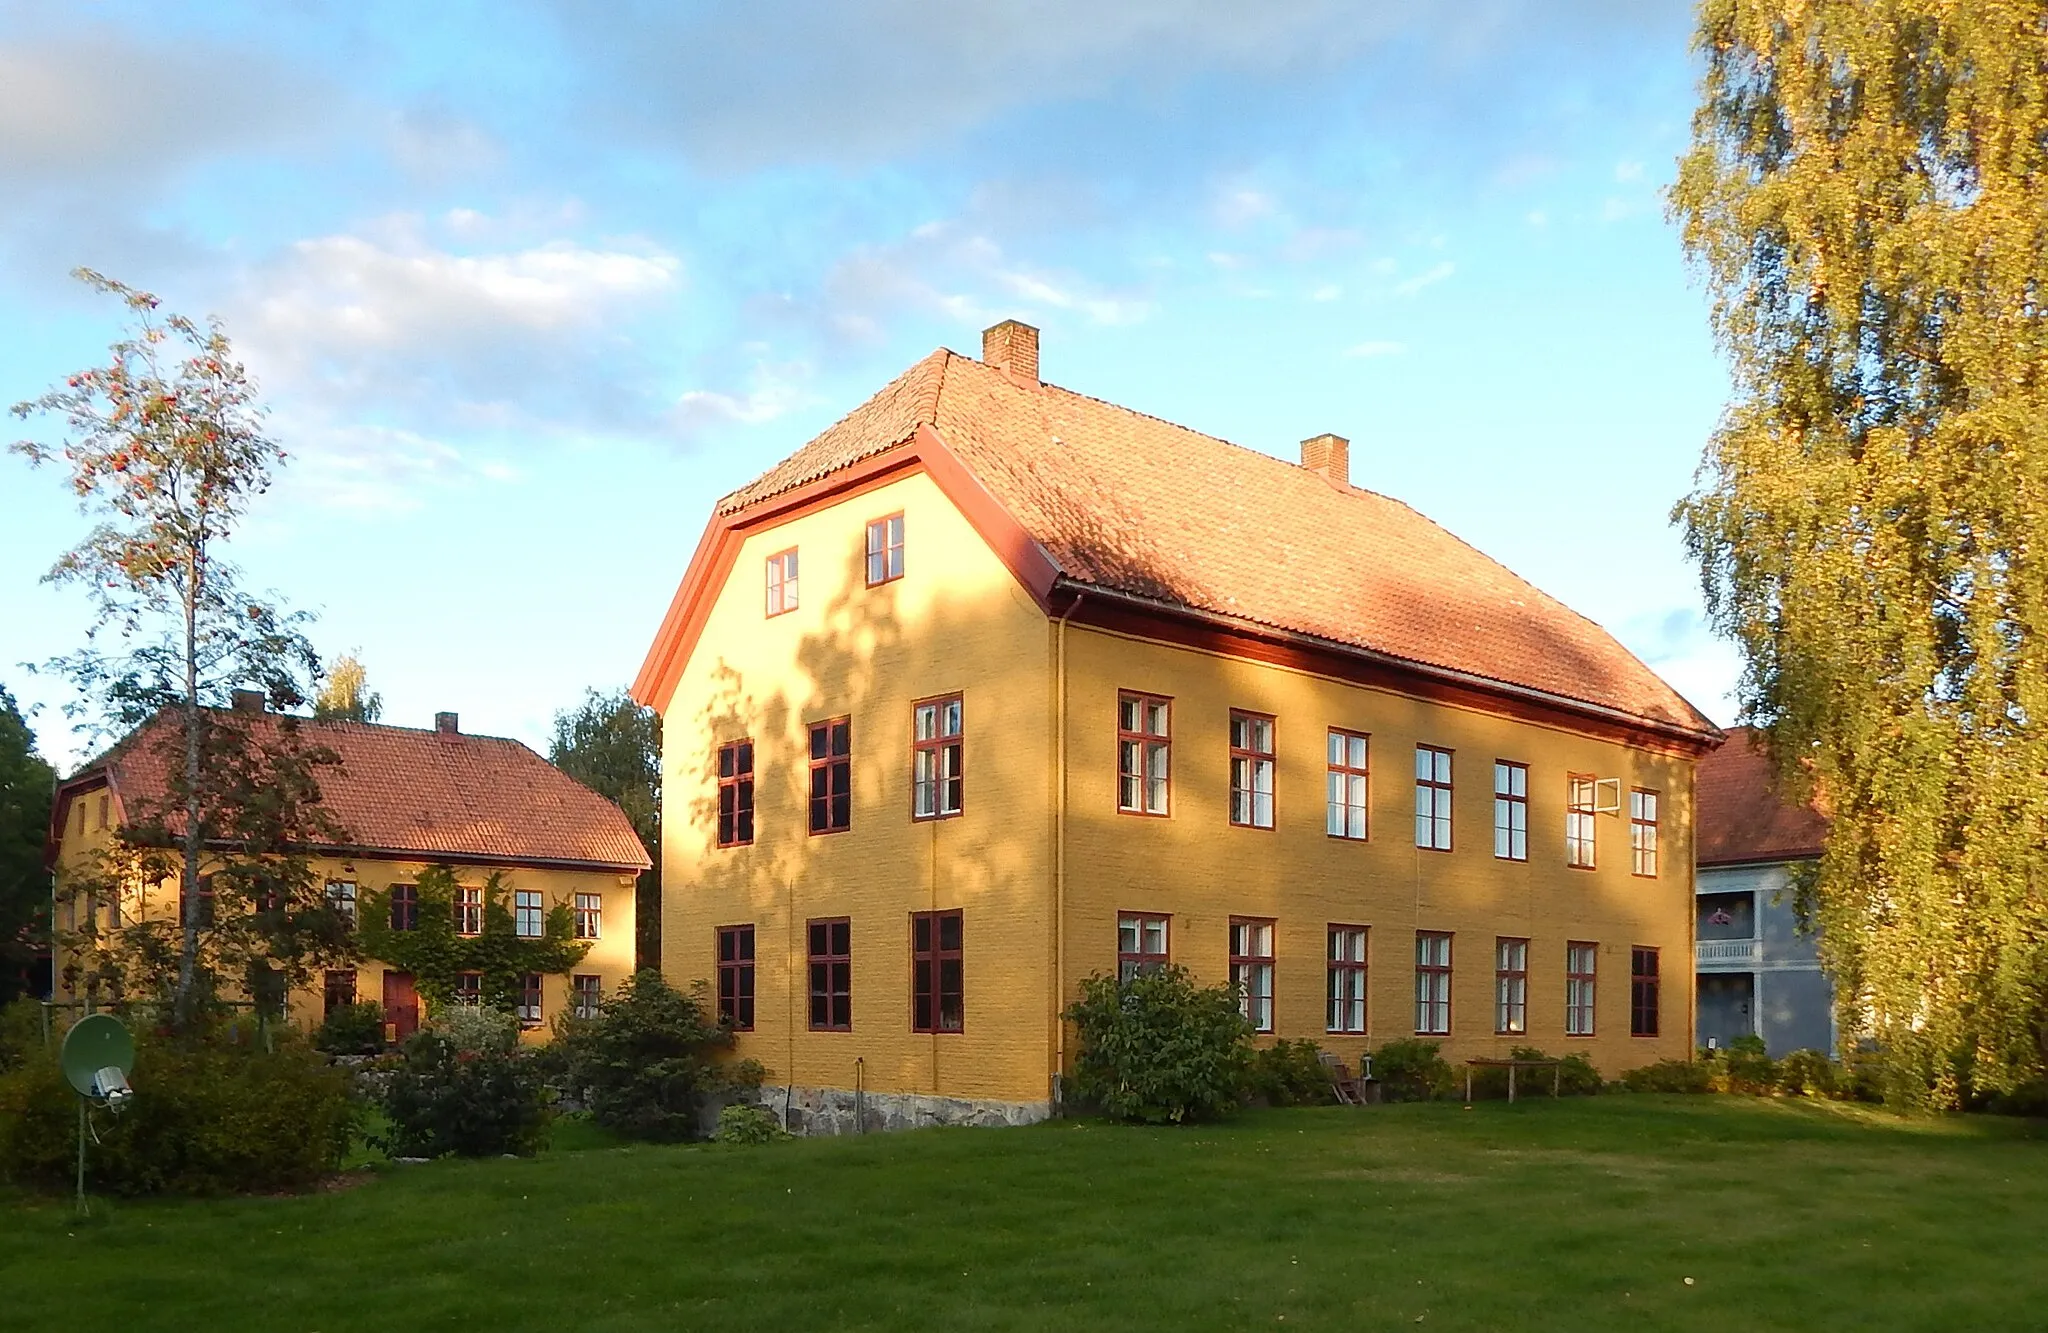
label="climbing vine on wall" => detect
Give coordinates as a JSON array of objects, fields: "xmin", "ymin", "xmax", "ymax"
[{"xmin": 358, "ymin": 865, "xmax": 589, "ymax": 1013}]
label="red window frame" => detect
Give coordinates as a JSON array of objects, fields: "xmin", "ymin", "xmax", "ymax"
[
  {"xmin": 1117, "ymin": 912, "xmax": 1171, "ymax": 980},
  {"xmin": 808, "ymin": 718, "xmax": 852, "ymax": 835},
  {"xmin": 1229, "ymin": 917, "xmax": 1276, "ymax": 1033},
  {"xmin": 807, "ymin": 917, "xmax": 852, "ymax": 1031},
  {"xmin": 1327, "ymin": 924, "xmax": 1368, "ymax": 1034},
  {"xmin": 1631, "ymin": 788, "xmax": 1660, "ymax": 877},
  {"xmin": 518, "ymin": 972, "xmax": 544, "ymax": 1028},
  {"xmin": 1566, "ymin": 774, "xmax": 1597, "ymax": 869},
  {"xmin": 765, "ymin": 548, "xmax": 799, "ymax": 617},
  {"xmin": 1567, "ymin": 941, "xmax": 1598, "ymax": 1036},
  {"xmin": 1326, "ymin": 729, "xmax": 1370, "ymax": 840},
  {"xmin": 1493, "ymin": 760, "xmax": 1528, "ymax": 861},
  {"xmin": 1228, "ymin": 710, "xmax": 1276, "ymax": 830},
  {"xmin": 322, "ymin": 969, "xmax": 358, "ymax": 1018},
  {"xmin": 1116, "ymin": 691, "xmax": 1172, "ymax": 816},
  {"xmin": 1415, "ymin": 746, "xmax": 1453, "ymax": 851},
  {"xmin": 454, "ymin": 885, "xmax": 482, "ymax": 937},
  {"xmin": 455, "ymin": 971, "xmax": 483, "ymax": 1006},
  {"xmin": 717, "ymin": 924, "xmax": 755, "ymax": 1030},
  {"xmin": 865, "ymin": 512, "xmax": 905, "ymax": 586},
  {"xmin": 571, "ymin": 973, "xmax": 602, "ymax": 1020},
  {"xmin": 717, "ymin": 739, "xmax": 755, "ymax": 847},
  {"xmin": 910, "ymin": 910, "xmax": 964, "ymax": 1033},
  {"xmin": 1495, "ymin": 936, "xmax": 1529, "ymax": 1035},
  {"xmin": 1631, "ymin": 947, "xmax": 1660, "ymax": 1036},
  {"xmin": 390, "ymin": 882, "xmax": 419, "ymax": 932},
  {"xmin": 911, "ymin": 695, "xmax": 964, "ymax": 821},
  {"xmin": 1415, "ymin": 930, "xmax": 1452, "ymax": 1035},
  {"xmin": 573, "ymin": 892, "xmax": 601, "ymax": 940}
]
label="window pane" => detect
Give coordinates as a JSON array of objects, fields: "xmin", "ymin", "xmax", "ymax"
[
  {"xmin": 1119, "ymin": 697, "xmax": 1138, "ymax": 731},
  {"xmin": 1145, "ymin": 702, "xmax": 1168, "ymax": 736},
  {"xmin": 939, "ymin": 913, "xmax": 962, "ymax": 951}
]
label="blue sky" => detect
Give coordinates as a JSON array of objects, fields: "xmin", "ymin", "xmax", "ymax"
[{"xmin": 0, "ymin": 0, "xmax": 1741, "ymax": 767}]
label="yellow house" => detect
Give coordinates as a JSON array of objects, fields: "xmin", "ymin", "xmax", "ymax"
[
  {"xmin": 47, "ymin": 698, "xmax": 648, "ymax": 1040},
  {"xmin": 634, "ymin": 320, "xmax": 1722, "ymax": 1130}
]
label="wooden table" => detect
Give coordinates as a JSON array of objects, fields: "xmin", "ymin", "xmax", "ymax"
[{"xmin": 1463, "ymin": 1057, "xmax": 1562, "ymax": 1105}]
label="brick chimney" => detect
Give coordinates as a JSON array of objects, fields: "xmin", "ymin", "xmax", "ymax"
[
  {"xmin": 981, "ymin": 319, "xmax": 1039, "ymax": 386},
  {"xmin": 231, "ymin": 689, "xmax": 266, "ymax": 714},
  {"xmin": 1300, "ymin": 433, "xmax": 1350, "ymax": 486},
  {"xmin": 434, "ymin": 711, "xmax": 459, "ymax": 735}
]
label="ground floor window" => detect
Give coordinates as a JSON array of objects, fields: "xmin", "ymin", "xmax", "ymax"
[
  {"xmin": 808, "ymin": 918, "xmax": 852, "ymax": 1031},
  {"xmin": 1230, "ymin": 918, "xmax": 1275, "ymax": 1032},
  {"xmin": 1327, "ymin": 926, "xmax": 1367, "ymax": 1033},
  {"xmin": 1415, "ymin": 932, "xmax": 1452, "ymax": 1035},
  {"xmin": 518, "ymin": 972, "xmax": 543, "ymax": 1028},
  {"xmin": 571, "ymin": 973, "xmax": 602, "ymax": 1020},
  {"xmin": 911, "ymin": 910, "xmax": 964, "ymax": 1033},
  {"xmin": 455, "ymin": 971, "xmax": 483, "ymax": 1006},
  {"xmin": 718, "ymin": 925, "xmax": 756, "ymax": 1030},
  {"xmin": 323, "ymin": 969, "xmax": 357, "ymax": 1017},
  {"xmin": 1495, "ymin": 937, "xmax": 1528, "ymax": 1035},
  {"xmin": 1567, "ymin": 942, "xmax": 1598, "ymax": 1036},
  {"xmin": 1631, "ymin": 947, "xmax": 1660, "ymax": 1037},
  {"xmin": 1117, "ymin": 913, "xmax": 1169, "ymax": 981}
]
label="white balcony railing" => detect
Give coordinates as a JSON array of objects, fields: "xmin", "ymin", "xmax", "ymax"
[{"xmin": 1696, "ymin": 938, "xmax": 1757, "ymax": 965}]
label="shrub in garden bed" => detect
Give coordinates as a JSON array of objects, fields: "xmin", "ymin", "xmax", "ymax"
[
  {"xmin": 1368, "ymin": 1039, "xmax": 1455, "ymax": 1102},
  {"xmin": 378, "ymin": 1008, "xmax": 549, "ymax": 1159},
  {"xmin": 1466, "ymin": 1047, "xmax": 1603, "ymax": 1099},
  {"xmin": 314, "ymin": 1001, "xmax": 387, "ymax": 1056},
  {"xmin": 550, "ymin": 970, "xmax": 765, "ymax": 1142},
  {"xmin": 713, "ymin": 1103, "xmax": 789, "ymax": 1144},
  {"xmin": 1245, "ymin": 1038, "xmax": 1338, "ymax": 1107},
  {"xmin": 1066, "ymin": 965, "xmax": 1254, "ymax": 1123}
]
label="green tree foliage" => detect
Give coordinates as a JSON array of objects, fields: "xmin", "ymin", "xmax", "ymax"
[
  {"xmin": 378, "ymin": 1026, "xmax": 549, "ymax": 1159},
  {"xmin": 313, "ymin": 651, "xmax": 382, "ymax": 723},
  {"xmin": 1671, "ymin": 2, "xmax": 2048, "ymax": 1104},
  {"xmin": 357, "ymin": 866, "xmax": 589, "ymax": 1014},
  {"xmin": 548, "ymin": 687, "xmax": 660, "ymax": 968},
  {"xmin": 1064, "ymin": 965, "xmax": 1253, "ymax": 1124},
  {"xmin": 0, "ymin": 688, "xmax": 55, "ymax": 1003},
  {"xmin": 551, "ymin": 970, "xmax": 762, "ymax": 1142}
]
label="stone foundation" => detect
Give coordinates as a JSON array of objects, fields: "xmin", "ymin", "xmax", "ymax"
[{"xmin": 761, "ymin": 1084, "xmax": 1051, "ymax": 1136}]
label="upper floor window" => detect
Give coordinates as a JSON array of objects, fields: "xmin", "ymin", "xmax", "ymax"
[
  {"xmin": 717, "ymin": 739, "xmax": 755, "ymax": 847},
  {"xmin": 390, "ymin": 883, "xmax": 419, "ymax": 932},
  {"xmin": 1567, "ymin": 775, "xmax": 1597, "ymax": 869},
  {"xmin": 808, "ymin": 718, "xmax": 852, "ymax": 834},
  {"xmin": 912, "ymin": 696, "xmax": 964, "ymax": 820},
  {"xmin": 866, "ymin": 513, "xmax": 905, "ymax": 586},
  {"xmin": 717, "ymin": 925, "xmax": 756, "ymax": 1030},
  {"xmin": 1117, "ymin": 692, "xmax": 1171, "ymax": 816},
  {"xmin": 1230, "ymin": 918, "xmax": 1275, "ymax": 1032},
  {"xmin": 97, "ymin": 793, "xmax": 109, "ymax": 829},
  {"xmin": 1117, "ymin": 913, "xmax": 1170, "ymax": 981},
  {"xmin": 514, "ymin": 889, "xmax": 544, "ymax": 938},
  {"xmin": 1326, "ymin": 730, "xmax": 1369, "ymax": 840},
  {"xmin": 765, "ymin": 548, "xmax": 799, "ymax": 617},
  {"xmin": 1228, "ymin": 711, "xmax": 1275, "ymax": 829},
  {"xmin": 1631, "ymin": 789, "xmax": 1660, "ymax": 877},
  {"xmin": 454, "ymin": 885, "xmax": 482, "ymax": 936},
  {"xmin": 911, "ymin": 910, "xmax": 964, "ymax": 1033},
  {"xmin": 1493, "ymin": 761, "xmax": 1528, "ymax": 861},
  {"xmin": 574, "ymin": 892, "xmax": 602, "ymax": 939},
  {"xmin": 326, "ymin": 879, "xmax": 357, "ymax": 926},
  {"xmin": 1414, "ymin": 746, "xmax": 1453, "ymax": 851}
]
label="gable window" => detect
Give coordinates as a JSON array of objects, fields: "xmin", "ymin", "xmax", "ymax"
[
  {"xmin": 326, "ymin": 879, "xmax": 357, "ymax": 926},
  {"xmin": 514, "ymin": 889, "xmax": 544, "ymax": 938},
  {"xmin": 1228, "ymin": 711, "xmax": 1276, "ymax": 829},
  {"xmin": 717, "ymin": 740, "xmax": 755, "ymax": 847},
  {"xmin": 765, "ymin": 548, "xmax": 799, "ymax": 616},
  {"xmin": 911, "ymin": 910, "xmax": 964, "ymax": 1033},
  {"xmin": 572, "ymin": 973, "xmax": 603, "ymax": 1020},
  {"xmin": 518, "ymin": 973, "xmax": 544, "ymax": 1028},
  {"xmin": 1327, "ymin": 925, "xmax": 1368, "ymax": 1033},
  {"xmin": 1566, "ymin": 942, "xmax": 1598, "ymax": 1036},
  {"xmin": 1414, "ymin": 746, "xmax": 1453, "ymax": 851},
  {"xmin": 97, "ymin": 793, "xmax": 109, "ymax": 829},
  {"xmin": 717, "ymin": 925, "xmax": 755, "ymax": 1030},
  {"xmin": 912, "ymin": 695, "xmax": 964, "ymax": 820},
  {"xmin": 455, "ymin": 971, "xmax": 483, "ymax": 1006},
  {"xmin": 1326, "ymin": 730, "xmax": 1370, "ymax": 839},
  {"xmin": 75, "ymin": 801, "xmax": 85, "ymax": 836},
  {"xmin": 1230, "ymin": 918, "xmax": 1275, "ymax": 1032},
  {"xmin": 1567, "ymin": 775, "xmax": 1597, "ymax": 868},
  {"xmin": 455, "ymin": 885, "xmax": 482, "ymax": 936},
  {"xmin": 1117, "ymin": 913, "xmax": 1170, "ymax": 980},
  {"xmin": 390, "ymin": 883, "xmax": 419, "ymax": 932},
  {"xmin": 1495, "ymin": 937, "xmax": 1528, "ymax": 1035},
  {"xmin": 808, "ymin": 718, "xmax": 852, "ymax": 834},
  {"xmin": 1631, "ymin": 789, "xmax": 1660, "ymax": 877},
  {"xmin": 574, "ymin": 893, "xmax": 602, "ymax": 939},
  {"xmin": 1631, "ymin": 947, "xmax": 1660, "ymax": 1036},
  {"xmin": 807, "ymin": 917, "xmax": 852, "ymax": 1031},
  {"xmin": 865, "ymin": 513, "xmax": 905, "ymax": 586},
  {"xmin": 1415, "ymin": 931, "xmax": 1452, "ymax": 1035},
  {"xmin": 1116, "ymin": 692, "xmax": 1171, "ymax": 815},
  {"xmin": 323, "ymin": 969, "xmax": 358, "ymax": 1018},
  {"xmin": 1493, "ymin": 761, "xmax": 1528, "ymax": 861}
]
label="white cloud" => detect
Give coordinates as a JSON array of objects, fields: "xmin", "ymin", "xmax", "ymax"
[
  {"xmin": 1613, "ymin": 159, "xmax": 1645, "ymax": 183},
  {"xmin": 1214, "ymin": 187, "xmax": 1279, "ymax": 229},
  {"xmin": 673, "ymin": 363, "xmax": 816, "ymax": 433},
  {"xmin": 1309, "ymin": 284, "xmax": 1343, "ymax": 302},
  {"xmin": 1525, "ymin": 209, "xmax": 1548, "ymax": 227},
  {"xmin": 1393, "ymin": 261, "xmax": 1456, "ymax": 297},
  {"xmin": 1343, "ymin": 340, "xmax": 1406, "ymax": 359}
]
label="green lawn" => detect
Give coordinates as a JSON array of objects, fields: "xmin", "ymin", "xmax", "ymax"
[{"xmin": 3, "ymin": 1096, "xmax": 2044, "ymax": 1331}]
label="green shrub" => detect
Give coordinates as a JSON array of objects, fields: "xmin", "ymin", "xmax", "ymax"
[
  {"xmin": 1776, "ymin": 1048, "xmax": 1841, "ymax": 1098},
  {"xmin": 551, "ymin": 970, "xmax": 763, "ymax": 1142},
  {"xmin": 1620, "ymin": 1059, "xmax": 1714, "ymax": 1093},
  {"xmin": 0, "ymin": 1015, "xmax": 354, "ymax": 1195},
  {"xmin": 1245, "ymin": 1039, "xmax": 1337, "ymax": 1107},
  {"xmin": 313, "ymin": 1001, "xmax": 387, "ymax": 1056},
  {"xmin": 712, "ymin": 1103, "xmax": 789, "ymax": 1144},
  {"xmin": 1368, "ymin": 1039, "xmax": 1454, "ymax": 1102},
  {"xmin": 432, "ymin": 1003, "xmax": 520, "ymax": 1054},
  {"xmin": 378, "ymin": 1026, "xmax": 548, "ymax": 1158},
  {"xmin": 1065, "ymin": 965, "xmax": 1253, "ymax": 1124},
  {"xmin": 1467, "ymin": 1047, "xmax": 1604, "ymax": 1099},
  {"xmin": 1710, "ymin": 1034, "xmax": 1780, "ymax": 1094}
]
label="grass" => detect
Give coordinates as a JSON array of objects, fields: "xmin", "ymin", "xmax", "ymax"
[{"xmin": 3, "ymin": 1096, "xmax": 2046, "ymax": 1331}]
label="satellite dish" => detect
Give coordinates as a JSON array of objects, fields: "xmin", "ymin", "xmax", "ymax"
[{"xmin": 61, "ymin": 1013, "xmax": 135, "ymax": 1106}]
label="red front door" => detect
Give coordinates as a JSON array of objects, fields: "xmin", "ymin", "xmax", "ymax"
[{"xmin": 382, "ymin": 971, "xmax": 420, "ymax": 1041}]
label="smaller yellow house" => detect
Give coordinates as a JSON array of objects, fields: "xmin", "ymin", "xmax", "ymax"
[{"xmin": 47, "ymin": 695, "xmax": 649, "ymax": 1040}]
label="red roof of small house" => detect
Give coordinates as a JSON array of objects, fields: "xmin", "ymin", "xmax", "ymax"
[
  {"xmin": 1695, "ymin": 725, "xmax": 1828, "ymax": 866},
  {"xmin": 700, "ymin": 343, "xmax": 1717, "ymax": 742},
  {"xmin": 61, "ymin": 709, "xmax": 650, "ymax": 872}
]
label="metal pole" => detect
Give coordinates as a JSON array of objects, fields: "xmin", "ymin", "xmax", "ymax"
[{"xmin": 75, "ymin": 1099, "xmax": 87, "ymax": 1217}]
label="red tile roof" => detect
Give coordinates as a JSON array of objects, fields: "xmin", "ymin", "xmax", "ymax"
[
  {"xmin": 722, "ymin": 347, "xmax": 1717, "ymax": 739},
  {"xmin": 80, "ymin": 710, "xmax": 650, "ymax": 871},
  {"xmin": 1695, "ymin": 726, "xmax": 1828, "ymax": 866}
]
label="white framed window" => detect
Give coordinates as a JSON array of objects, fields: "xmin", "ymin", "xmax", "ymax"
[
  {"xmin": 514, "ymin": 889, "xmax": 544, "ymax": 939},
  {"xmin": 455, "ymin": 885, "xmax": 482, "ymax": 936},
  {"xmin": 1631, "ymin": 789, "xmax": 1660, "ymax": 877},
  {"xmin": 1326, "ymin": 730, "xmax": 1369, "ymax": 839},
  {"xmin": 1327, "ymin": 926, "xmax": 1368, "ymax": 1033},
  {"xmin": 913, "ymin": 695, "xmax": 964, "ymax": 819},
  {"xmin": 572, "ymin": 973, "xmax": 602, "ymax": 1020},
  {"xmin": 1415, "ymin": 931, "xmax": 1452, "ymax": 1034},
  {"xmin": 325, "ymin": 879, "xmax": 357, "ymax": 926},
  {"xmin": 518, "ymin": 972, "xmax": 543, "ymax": 1028},
  {"xmin": 573, "ymin": 893, "xmax": 601, "ymax": 939},
  {"xmin": 1118, "ymin": 913, "xmax": 1170, "ymax": 980},
  {"xmin": 1567, "ymin": 942, "xmax": 1598, "ymax": 1036},
  {"xmin": 1567, "ymin": 775, "xmax": 1597, "ymax": 868},
  {"xmin": 1493, "ymin": 761, "xmax": 1528, "ymax": 861},
  {"xmin": 1414, "ymin": 746, "xmax": 1452, "ymax": 850},
  {"xmin": 765, "ymin": 548, "xmax": 799, "ymax": 616},
  {"xmin": 1116, "ymin": 692, "xmax": 1171, "ymax": 815},
  {"xmin": 1228, "ymin": 711, "xmax": 1275, "ymax": 829},
  {"xmin": 1495, "ymin": 937, "xmax": 1528, "ymax": 1035},
  {"xmin": 1230, "ymin": 918, "xmax": 1275, "ymax": 1032}
]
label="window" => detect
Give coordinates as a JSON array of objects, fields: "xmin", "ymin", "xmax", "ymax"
[
  {"xmin": 1493, "ymin": 761, "xmax": 1528, "ymax": 861},
  {"xmin": 1327, "ymin": 926, "xmax": 1368, "ymax": 1033},
  {"xmin": 1116, "ymin": 692, "xmax": 1171, "ymax": 815},
  {"xmin": 574, "ymin": 893, "xmax": 602, "ymax": 940},
  {"xmin": 1567, "ymin": 775, "xmax": 1597, "ymax": 868},
  {"xmin": 323, "ymin": 969, "xmax": 357, "ymax": 1018},
  {"xmin": 1566, "ymin": 942, "xmax": 1598, "ymax": 1036},
  {"xmin": 865, "ymin": 513, "xmax": 905, "ymax": 586},
  {"xmin": 807, "ymin": 918, "xmax": 852, "ymax": 1031},
  {"xmin": 455, "ymin": 971, "xmax": 483, "ymax": 1006},
  {"xmin": 1228, "ymin": 711, "xmax": 1276, "ymax": 829},
  {"xmin": 1415, "ymin": 932, "xmax": 1452, "ymax": 1034},
  {"xmin": 1117, "ymin": 913, "xmax": 1170, "ymax": 980},
  {"xmin": 182, "ymin": 874, "xmax": 216, "ymax": 929},
  {"xmin": 717, "ymin": 740, "xmax": 755, "ymax": 847},
  {"xmin": 254, "ymin": 884, "xmax": 284, "ymax": 920},
  {"xmin": 572, "ymin": 973, "xmax": 602, "ymax": 1020},
  {"xmin": 326, "ymin": 879, "xmax": 357, "ymax": 925},
  {"xmin": 518, "ymin": 973, "xmax": 543, "ymax": 1028},
  {"xmin": 1230, "ymin": 918, "xmax": 1275, "ymax": 1032},
  {"xmin": 454, "ymin": 885, "xmax": 482, "ymax": 936},
  {"xmin": 911, "ymin": 910, "xmax": 964, "ymax": 1033},
  {"xmin": 515, "ymin": 889, "xmax": 544, "ymax": 938},
  {"xmin": 717, "ymin": 925, "xmax": 755, "ymax": 1030},
  {"xmin": 75, "ymin": 801, "xmax": 84, "ymax": 835},
  {"xmin": 1495, "ymin": 938, "xmax": 1528, "ymax": 1035},
  {"xmin": 1414, "ymin": 747, "xmax": 1453, "ymax": 850},
  {"xmin": 1631, "ymin": 948, "xmax": 1660, "ymax": 1036},
  {"xmin": 1326, "ymin": 730, "xmax": 1370, "ymax": 839},
  {"xmin": 912, "ymin": 696, "xmax": 964, "ymax": 819},
  {"xmin": 1631, "ymin": 789, "xmax": 1660, "ymax": 877},
  {"xmin": 765, "ymin": 548, "xmax": 799, "ymax": 616},
  {"xmin": 97, "ymin": 793, "xmax": 109, "ymax": 829},
  {"xmin": 808, "ymin": 718, "xmax": 852, "ymax": 834},
  {"xmin": 390, "ymin": 883, "xmax": 419, "ymax": 932}
]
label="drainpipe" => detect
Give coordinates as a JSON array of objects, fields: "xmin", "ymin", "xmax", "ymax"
[{"xmin": 1052, "ymin": 590, "xmax": 1083, "ymax": 1109}]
